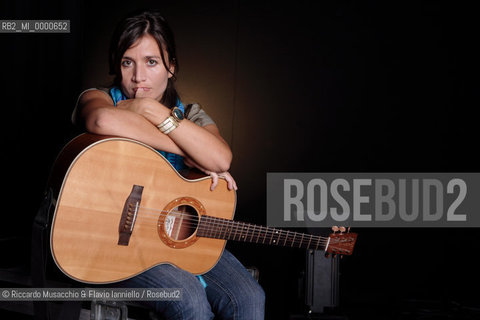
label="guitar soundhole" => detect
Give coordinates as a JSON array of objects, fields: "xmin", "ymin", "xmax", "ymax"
[
  {"xmin": 158, "ymin": 197, "xmax": 205, "ymax": 248},
  {"xmin": 165, "ymin": 204, "xmax": 199, "ymax": 241}
]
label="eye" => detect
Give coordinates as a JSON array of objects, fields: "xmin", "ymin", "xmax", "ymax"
[
  {"xmin": 147, "ymin": 59, "xmax": 158, "ymax": 66},
  {"xmin": 121, "ymin": 60, "xmax": 132, "ymax": 67}
]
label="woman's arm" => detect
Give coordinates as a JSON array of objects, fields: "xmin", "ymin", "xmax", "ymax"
[
  {"xmin": 74, "ymin": 89, "xmax": 185, "ymax": 155},
  {"xmin": 74, "ymin": 89, "xmax": 232, "ymax": 172}
]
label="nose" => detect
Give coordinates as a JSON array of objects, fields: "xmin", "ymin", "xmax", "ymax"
[{"xmin": 132, "ymin": 64, "xmax": 146, "ymax": 83}]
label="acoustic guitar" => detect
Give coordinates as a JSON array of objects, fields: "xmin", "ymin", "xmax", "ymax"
[{"xmin": 49, "ymin": 134, "xmax": 357, "ymax": 284}]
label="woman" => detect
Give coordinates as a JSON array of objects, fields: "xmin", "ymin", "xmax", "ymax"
[{"xmin": 73, "ymin": 9, "xmax": 265, "ymax": 320}]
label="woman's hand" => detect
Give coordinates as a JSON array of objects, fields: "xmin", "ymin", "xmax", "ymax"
[
  {"xmin": 116, "ymin": 97, "xmax": 169, "ymax": 124},
  {"xmin": 206, "ymin": 171, "xmax": 238, "ymax": 191},
  {"xmin": 184, "ymin": 157, "xmax": 238, "ymax": 191}
]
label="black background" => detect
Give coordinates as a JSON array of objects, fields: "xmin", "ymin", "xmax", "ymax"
[{"xmin": 1, "ymin": 1, "xmax": 479, "ymax": 319}]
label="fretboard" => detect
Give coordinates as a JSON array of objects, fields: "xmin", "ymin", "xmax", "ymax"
[{"xmin": 196, "ymin": 215, "xmax": 329, "ymax": 251}]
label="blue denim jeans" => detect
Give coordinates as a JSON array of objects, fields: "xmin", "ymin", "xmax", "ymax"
[{"xmin": 114, "ymin": 250, "xmax": 265, "ymax": 319}]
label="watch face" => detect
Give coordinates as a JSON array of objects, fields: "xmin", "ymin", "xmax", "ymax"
[{"xmin": 172, "ymin": 107, "xmax": 184, "ymax": 121}]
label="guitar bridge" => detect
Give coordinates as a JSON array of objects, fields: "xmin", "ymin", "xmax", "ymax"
[{"xmin": 118, "ymin": 185, "xmax": 144, "ymax": 246}]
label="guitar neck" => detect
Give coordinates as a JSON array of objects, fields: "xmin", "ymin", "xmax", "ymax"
[{"xmin": 196, "ymin": 215, "xmax": 329, "ymax": 251}]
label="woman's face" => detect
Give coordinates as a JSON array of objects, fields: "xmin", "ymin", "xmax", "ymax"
[{"xmin": 120, "ymin": 33, "xmax": 174, "ymax": 101}]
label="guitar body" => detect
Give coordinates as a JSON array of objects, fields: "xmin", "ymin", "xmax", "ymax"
[{"xmin": 50, "ymin": 134, "xmax": 236, "ymax": 284}]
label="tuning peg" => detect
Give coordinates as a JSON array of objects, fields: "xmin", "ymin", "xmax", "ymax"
[
  {"xmin": 331, "ymin": 226, "xmax": 339, "ymax": 233},
  {"xmin": 339, "ymin": 226, "xmax": 346, "ymax": 234},
  {"xmin": 332, "ymin": 253, "xmax": 337, "ymax": 258},
  {"xmin": 325, "ymin": 252, "xmax": 330, "ymax": 258},
  {"xmin": 347, "ymin": 227, "xmax": 351, "ymax": 233}
]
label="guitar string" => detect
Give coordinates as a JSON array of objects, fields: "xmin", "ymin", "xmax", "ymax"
[
  {"xmin": 128, "ymin": 207, "xmax": 330, "ymax": 246},
  {"xmin": 138, "ymin": 207, "xmax": 331, "ymax": 245},
  {"xmin": 133, "ymin": 212, "xmax": 331, "ymax": 249},
  {"xmin": 199, "ymin": 215, "xmax": 331, "ymax": 248}
]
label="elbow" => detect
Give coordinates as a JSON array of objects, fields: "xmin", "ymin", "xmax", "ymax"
[
  {"xmin": 201, "ymin": 149, "xmax": 232, "ymax": 173},
  {"xmin": 215, "ymin": 149, "xmax": 233, "ymax": 173},
  {"xmin": 215, "ymin": 162, "xmax": 231, "ymax": 174},
  {"xmin": 85, "ymin": 108, "xmax": 117, "ymax": 135}
]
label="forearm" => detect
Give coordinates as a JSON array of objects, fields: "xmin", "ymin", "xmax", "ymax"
[
  {"xmin": 127, "ymin": 99, "xmax": 232, "ymax": 172},
  {"xmin": 169, "ymin": 121, "xmax": 232, "ymax": 172},
  {"xmin": 79, "ymin": 93, "xmax": 232, "ymax": 172},
  {"xmin": 86, "ymin": 106, "xmax": 231, "ymax": 172},
  {"xmin": 85, "ymin": 107, "xmax": 185, "ymax": 155}
]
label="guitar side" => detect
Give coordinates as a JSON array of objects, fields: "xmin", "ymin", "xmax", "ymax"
[{"xmin": 49, "ymin": 134, "xmax": 236, "ymax": 284}]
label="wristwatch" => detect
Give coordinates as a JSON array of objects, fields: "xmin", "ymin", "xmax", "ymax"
[{"xmin": 157, "ymin": 107, "xmax": 184, "ymax": 134}]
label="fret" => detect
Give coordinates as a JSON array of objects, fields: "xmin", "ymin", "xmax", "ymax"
[
  {"xmin": 236, "ymin": 222, "xmax": 241, "ymax": 241},
  {"xmin": 261, "ymin": 226, "xmax": 267, "ymax": 244},
  {"xmin": 221, "ymin": 220, "xmax": 230, "ymax": 240},
  {"xmin": 228, "ymin": 221, "xmax": 234, "ymax": 240},
  {"xmin": 258, "ymin": 225, "xmax": 264, "ymax": 244},
  {"xmin": 230, "ymin": 220, "xmax": 237, "ymax": 241},
  {"xmin": 245, "ymin": 223, "xmax": 251, "ymax": 242},
  {"xmin": 307, "ymin": 234, "xmax": 312, "ymax": 249},
  {"xmin": 291, "ymin": 232, "xmax": 296, "ymax": 247},
  {"xmin": 218, "ymin": 221, "xmax": 227, "ymax": 239},
  {"xmin": 199, "ymin": 216, "xmax": 207, "ymax": 238},
  {"xmin": 206, "ymin": 216, "xmax": 214, "ymax": 238},
  {"xmin": 299, "ymin": 233, "xmax": 304, "ymax": 248},
  {"xmin": 224, "ymin": 221, "xmax": 232, "ymax": 240},
  {"xmin": 202, "ymin": 216, "xmax": 210, "ymax": 238},
  {"xmin": 228, "ymin": 221, "xmax": 235, "ymax": 240},
  {"xmin": 275, "ymin": 230, "xmax": 281, "ymax": 245},
  {"xmin": 198, "ymin": 216, "xmax": 207, "ymax": 238},
  {"xmin": 250, "ymin": 224, "xmax": 256, "ymax": 243},
  {"xmin": 241, "ymin": 222, "xmax": 247, "ymax": 241},
  {"xmin": 269, "ymin": 228, "xmax": 280, "ymax": 245},
  {"xmin": 211, "ymin": 217, "xmax": 219, "ymax": 238},
  {"xmin": 205, "ymin": 217, "xmax": 212, "ymax": 238},
  {"xmin": 233, "ymin": 221, "xmax": 240, "ymax": 241},
  {"xmin": 283, "ymin": 231, "xmax": 289, "ymax": 246},
  {"xmin": 237, "ymin": 222, "xmax": 243, "ymax": 241},
  {"xmin": 213, "ymin": 217, "xmax": 222, "ymax": 239},
  {"xmin": 226, "ymin": 220, "xmax": 233, "ymax": 240},
  {"xmin": 315, "ymin": 236, "xmax": 321, "ymax": 250}
]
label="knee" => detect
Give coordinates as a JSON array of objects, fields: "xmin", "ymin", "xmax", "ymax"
[
  {"xmin": 229, "ymin": 279, "xmax": 265, "ymax": 319},
  {"xmin": 157, "ymin": 284, "xmax": 213, "ymax": 320},
  {"xmin": 241, "ymin": 280, "xmax": 265, "ymax": 310},
  {"xmin": 162, "ymin": 298, "xmax": 212, "ymax": 320}
]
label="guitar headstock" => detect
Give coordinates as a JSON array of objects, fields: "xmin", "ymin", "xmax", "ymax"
[{"xmin": 325, "ymin": 226, "xmax": 358, "ymax": 258}]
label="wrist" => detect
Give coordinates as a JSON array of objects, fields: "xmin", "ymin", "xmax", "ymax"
[
  {"xmin": 157, "ymin": 107, "xmax": 185, "ymax": 134},
  {"xmin": 140, "ymin": 98, "xmax": 170, "ymax": 122}
]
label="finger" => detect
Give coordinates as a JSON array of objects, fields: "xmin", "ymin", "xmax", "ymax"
[
  {"xmin": 210, "ymin": 172, "xmax": 219, "ymax": 191},
  {"xmin": 220, "ymin": 173, "xmax": 238, "ymax": 191},
  {"xmin": 134, "ymin": 88, "xmax": 147, "ymax": 98},
  {"xmin": 227, "ymin": 173, "xmax": 238, "ymax": 190},
  {"xmin": 224, "ymin": 175, "xmax": 234, "ymax": 190}
]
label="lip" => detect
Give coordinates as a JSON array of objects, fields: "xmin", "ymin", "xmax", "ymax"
[{"xmin": 133, "ymin": 87, "xmax": 151, "ymax": 92}]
